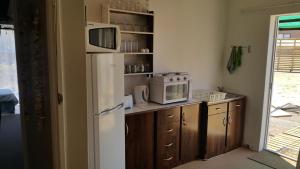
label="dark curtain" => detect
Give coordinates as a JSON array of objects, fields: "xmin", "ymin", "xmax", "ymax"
[{"xmin": 14, "ymin": 0, "xmax": 53, "ymax": 168}]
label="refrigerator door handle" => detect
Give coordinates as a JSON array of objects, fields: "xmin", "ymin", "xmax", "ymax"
[{"xmin": 96, "ymin": 102, "xmax": 124, "ymax": 116}]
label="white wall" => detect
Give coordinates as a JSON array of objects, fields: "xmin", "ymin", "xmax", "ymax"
[
  {"xmin": 223, "ymin": 0, "xmax": 300, "ymax": 151},
  {"xmin": 149, "ymin": 0, "xmax": 228, "ymax": 90},
  {"xmin": 59, "ymin": 0, "xmax": 88, "ymax": 168}
]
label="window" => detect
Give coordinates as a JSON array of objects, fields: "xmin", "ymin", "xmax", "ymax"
[{"xmin": 0, "ymin": 24, "xmax": 19, "ymax": 98}]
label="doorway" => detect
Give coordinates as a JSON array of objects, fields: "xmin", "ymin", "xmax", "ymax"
[
  {"xmin": 0, "ymin": 24, "xmax": 23, "ymax": 169},
  {"xmin": 265, "ymin": 14, "xmax": 300, "ymax": 165},
  {"xmin": 0, "ymin": 0, "xmax": 59, "ymax": 168}
]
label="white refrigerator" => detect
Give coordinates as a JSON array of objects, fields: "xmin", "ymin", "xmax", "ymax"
[{"xmin": 86, "ymin": 53, "xmax": 125, "ymax": 169}]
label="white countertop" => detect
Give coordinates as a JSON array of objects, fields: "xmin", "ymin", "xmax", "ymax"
[
  {"xmin": 125, "ymin": 93, "xmax": 245, "ymax": 115},
  {"xmin": 125, "ymin": 100, "xmax": 201, "ymax": 115}
]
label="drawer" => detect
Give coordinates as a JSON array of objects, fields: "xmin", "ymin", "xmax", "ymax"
[
  {"xmin": 157, "ymin": 148, "xmax": 178, "ymax": 169},
  {"xmin": 157, "ymin": 107, "xmax": 180, "ymax": 125},
  {"xmin": 208, "ymin": 103, "xmax": 227, "ymax": 116},
  {"xmin": 157, "ymin": 122, "xmax": 180, "ymax": 136},
  {"xmin": 157, "ymin": 132, "xmax": 178, "ymax": 151},
  {"xmin": 229, "ymin": 99, "xmax": 244, "ymax": 113}
]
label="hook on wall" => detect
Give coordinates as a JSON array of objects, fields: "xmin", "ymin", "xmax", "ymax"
[{"xmin": 231, "ymin": 45, "xmax": 251, "ymax": 53}]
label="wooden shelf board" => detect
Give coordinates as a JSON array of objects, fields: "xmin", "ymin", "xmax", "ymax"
[
  {"xmin": 122, "ymin": 52, "xmax": 154, "ymax": 55},
  {"xmin": 109, "ymin": 8, "xmax": 154, "ymax": 16},
  {"xmin": 124, "ymin": 72, "xmax": 153, "ymax": 76},
  {"xmin": 121, "ymin": 30, "xmax": 154, "ymax": 35}
]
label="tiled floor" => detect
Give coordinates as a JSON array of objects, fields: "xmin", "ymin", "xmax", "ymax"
[{"xmin": 174, "ymin": 148, "xmax": 273, "ymax": 169}]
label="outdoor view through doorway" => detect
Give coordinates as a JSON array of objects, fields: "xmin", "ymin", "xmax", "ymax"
[
  {"xmin": 266, "ymin": 15, "xmax": 300, "ymax": 163},
  {"xmin": 0, "ymin": 24, "xmax": 23, "ymax": 169}
]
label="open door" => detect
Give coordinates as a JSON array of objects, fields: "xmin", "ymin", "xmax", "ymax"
[{"xmin": 264, "ymin": 14, "xmax": 300, "ymax": 168}]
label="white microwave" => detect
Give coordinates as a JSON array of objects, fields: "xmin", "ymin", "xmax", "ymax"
[
  {"xmin": 150, "ymin": 73, "xmax": 192, "ymax": 104},
  {"xmin": 86, "ymin": 22, "xmax": 121, "ymax": 53}
]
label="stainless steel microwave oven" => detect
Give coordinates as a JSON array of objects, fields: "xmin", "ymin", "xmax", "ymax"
[{"xmin": 86, "ymin": 22, "xmax": 121, "ymax": 53}]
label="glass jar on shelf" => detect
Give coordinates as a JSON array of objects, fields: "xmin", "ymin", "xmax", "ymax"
[
  {"xmin": 125, "ymin": 40, "xmax": 133, "ymax": 53},
  {"xmin": 121, "ymin": 40, "xmax": 126, "ymax": 52},
  {"xmin": 132, "ymin": 40, "xmax": 139, "ymax": 53}
]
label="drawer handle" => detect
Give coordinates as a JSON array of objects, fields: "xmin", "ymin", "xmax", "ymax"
[
  {"xmin": 125, "ymin": 123, "xmax": 129, "ymax": 136},
  {"xmin": 216, "ymin": 108, "xmax": 221, "ymax": 110},
  {"xmin": 163, "ymin": 156, "xmax": 174, "ymax": 161},
  {"xmin": 236, "ymin": 104, "xmax": 241, "ymax": 107},
  {"xmin": 164, "ymin": 143, "xmax": 174, "ymax": 147},
  {"xmin": 167, "ymin": 114, "xmax": 175, "ymax": 118},
  {"xmin": 166, "ymin": 129, "xmax": 174, "ymax": 133},
  {"xmin": 223, "ymin": 117, "xmax": 227, "ymax": 126},
  {"xmin": 182, "ymin": 112, "xmax": 186, "ymax": 126},
  {"xmin": 228, "ymin": 115, "xmax": 232, "ymax": 125}
]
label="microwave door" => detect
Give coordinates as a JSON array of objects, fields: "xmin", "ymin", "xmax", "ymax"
[
  {"xmin": 164, "ymin": 82, "xmax": 188, "ymax": 104},
  {"xmin": 107, "ymin": 29, "xmax": 112, "ymax": 49},
  {"xmin": 86, "ymin": 23, "xmax": 121, "ymax": 53}
]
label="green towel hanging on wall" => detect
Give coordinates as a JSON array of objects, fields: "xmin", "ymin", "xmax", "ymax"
[
  {"xmin": 236, "ymin": 46, "xmax": 242, "ymax": 67},
  {"xmin": 227, "ymin": 46, "xmax": 243, "ymax": 73}
]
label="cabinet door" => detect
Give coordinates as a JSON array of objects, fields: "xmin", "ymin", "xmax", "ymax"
[
  {"xmin": 226, "ymin": 100, "xmax": 245, "ymax": 151},
  {"xmin": 125, "ymin": 112, "xmax": 154, "ymax": 169},
  {"xmin": 206, "ymin": 112, "xmax": 227, "ymax": 158},
  {"xmin": 181, "ymin": 104, "xmax": 200, "ymax": 163}
]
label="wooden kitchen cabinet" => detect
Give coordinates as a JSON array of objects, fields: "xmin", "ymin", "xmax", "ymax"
[
  {"xmin": 200, "ymin": 98, "xmax": 245, "ymax": 159},
  {"xmin": 125, "ymin": 103, "xmax": 201, "ymax": 169},
  {"xmin": 125, "ymin": 112, "xmax": 154, "ymax": 169},
  {"xmin": 226, "ymin": 100, "xmax": 245, "ymax": 152},
  {"xmin": 180, "ymin": 104, "xmax": 200, "ymax": 163}
]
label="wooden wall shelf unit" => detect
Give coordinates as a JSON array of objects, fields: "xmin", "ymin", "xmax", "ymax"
[
  {"xmin": 102, "ymin": 6, "xmax": 154, "ymax": 75},
  {"xmin": 102, "ymin": 5, "xmax": 155, "ymax": 95}
]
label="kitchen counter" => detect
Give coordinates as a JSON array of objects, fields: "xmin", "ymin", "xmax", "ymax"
[
  {"xmin": 125, "ymin": 93, "xmax": 245, "ymax": 115},
  {"xmin": 125, "ymin": 100, "xmax": 201, "ymax": 115},
  {"xmin": 206, "ymin": 93, "xmax": 245, "ymax": 105}
]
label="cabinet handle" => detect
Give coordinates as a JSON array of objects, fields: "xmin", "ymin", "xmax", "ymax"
[
  {"xmin": 164, "ymin": 142, "xmax": 174, "ymax": 147},
  {"xmin": 223, "ymin": 117, "xmax": 227, "ymax": 126},
  {"xmin": 182, "ymin": 112, "xmax": 186, "ymax": 126},
  {"xmin": 216, "ymin": 108, "xmax": 221, "ymax": 110},
  {"xmin": 163, "ymin": 156, "xmax": 174, "ymax": 161},
  {"xmin": 166, "ymin": 128, "xmax": 174, "ymax": 133},
  {"xmin": 236, "ymin": 104, "xmax": 241, "ymax": 107},
  {"xmin": 167, "ymin": 114, "xmax": 175, "ymax": 118},
  {"xmin": 125, "ymin": 123, "xmax": 129, "ymax": 136},
  {"xmin": 228, "ymin": 116, "xmax": 231, "ymax": 125}
]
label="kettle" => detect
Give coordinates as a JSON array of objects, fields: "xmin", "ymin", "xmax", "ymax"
[{"xmin": 133, "ymin": 85, "xmax": 149, "ymax": 105}]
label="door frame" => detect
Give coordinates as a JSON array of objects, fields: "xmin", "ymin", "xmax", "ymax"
[
  {"xmin": 46, "ymin": 0, "xmax": 65, "ymax": 168},
  {"xmin": 262, "ymin": 13, "xmax": 300, "ymax": 166},
  {"xmin": 261, "ymin": 15, "xmax": 279, "ymax": 152}
]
